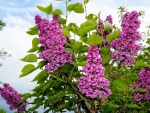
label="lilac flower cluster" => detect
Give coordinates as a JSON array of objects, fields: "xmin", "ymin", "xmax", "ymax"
[
  {"xmin": 0, "ymin": 83, "xmax": 28, "ymax": 113},
  {"xmin": 78, "ymin": 46, "xmax": 111, "ymax": 98},
  {"xmin": 96, "ymin": 15, "xmax": 113, "ymax": 37},
  {"xmin": 96, "ymin": 15, "xmax": 113, "ymax": 47},
  {"xmin": 105, "ymin": 15, "xmax": 113, "ymax": 24},
  {"xmin": 111, "ymin": 11, "xmax": 142, "ymax": 65},
  {"xmin": 134, "ymin": 67, "xmax": 150, "ymax": 104},
  {"xmin": 35, "ymin": 15, "xmax": 72, "ymax": 72}
]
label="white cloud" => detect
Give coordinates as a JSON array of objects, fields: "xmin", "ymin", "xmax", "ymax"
[
  {"xmin": 37, "ymin": 0, "xmax": 63, "ymax": 7},
  {"xmin": 0, "ymin": 6, "xmax": 37, "ymax": 14},
  {"xmin": 24, "ymin": 0, "xmax": 31, "ymax": 4}
]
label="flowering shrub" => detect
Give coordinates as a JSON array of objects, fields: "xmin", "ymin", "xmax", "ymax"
[{"xmin": 1, "ymin": 0, "xmax": 150, "ymax": 113}]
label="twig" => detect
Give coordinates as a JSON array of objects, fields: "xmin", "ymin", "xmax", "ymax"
[{"xmin": 60, "ymin": 70, "xmax": 94, "ymax": 113}]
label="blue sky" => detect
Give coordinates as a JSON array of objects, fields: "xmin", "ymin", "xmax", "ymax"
[{"xmin": 0, "ymin": 0, "xmax": 150, "ymax": 112}]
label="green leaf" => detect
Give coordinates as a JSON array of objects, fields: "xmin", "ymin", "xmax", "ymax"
[
  {"xmin": 133, "ymin": 88, "xmax": 147, "ymax": 93},
  {"xmin": 51, "ymin": 9, "xmax": 62, "ymax": 14},
  {"xmin": 128, "ymin": 73, "xmax": 138, "ymax": 81},
  {"xmin": 73, "ymin": 61, "xmax": 86, "ymax": 66},
  {"xmin": 146, "ymin": 38, "xmax": 150, "ymax": 44},
  {"xmin": 119, "ymin": 67, "xmax": 125, "ymax": 72},
  {"xmin": 86, "ymin": 14, "xmax": 94, "ymax": 20},
  {"xmin": 43, "ymin": 80, "xmax": 53, "ymax": 92},
  {"xmin": 21, "ymin": 54, "xmax": 37, "ymax": 62},
  {"xmin": 73, "ymin": 7, "xmax": 84, "ymax": 13},
  {"xmin": 67, "ymin": 22, "xmax": 78, "ymax": 31},
  {"xmin": 69, "ymin": 39, "xmax": 75, "ymax": 45},
  {"xmin": 38, "ymin": 61, "xmax": 47, "ymax": 68},
  {"xmin": 28, "ymin": 105, "xmax": 39, "ymax": 112},
  {"xmin": 26, "ymin": 26, "xmax": 38, "ymax": 35},
  {"xmin": 77, "ymin": 55, "xmax": 87, "ymax": 62},
  {"xmin": 45, "ymin": 3, "xmax": 53, "ymax": 14},
  {"xmin": 61, "ymin": 28, "xmax": 70, "ymax": 37},
  {"xmin": 57, "ymin": 102, "xmax": 70, "ymax": 111},
  {"xmin": 100, "ymin": 47, "xmax": 110, "ymax": 57},
  {"xmin": 106, "ymin": 29, "xmax": 120, "ymax": 42},
  {"xmin": 124, "ymin": 104, "xmax": 141, "ymax": 108},
  {"xmin": 34, "ymin": 98, "xmax": 43, "ymax": 106},
  {"xmin": 62, "ymin": 63, "xmax": 73, "ymax": 73},
  {"xmin": 80, "ymin": 37, "xmax": 88, "ymax": 42},
  {"xmin": 71, "ymin": 42, "xmax": 82, "ymax": 52},
  {"xmin": 19, "ymin": 93, "xmax": 31, "ymax": 104},
  {"xmin": 26, "ymin": 30, "xmax": 38, "ymax": 35},
  {"xmin": 36, "ymin": 6, "xmax": 45, "ymax": 12},
  {"xmin": 58, "ymin": 17, "xmax": 66, "ymax": 24},
  {"xmin": 32, "ymin": 70, "xmax": 48, "ymax": 82},
  {"xmin": 53, "ymin": 91, "xmax": 66, "ymax": 104},
  {"xmin": 135, "ymin": 61, "xmax": 150, "ymax": 68},
  {"xmin": 19, "ymin": 64, "xmax": 36, "ymax": 77},
  {"xmin": 78, "ymin": 19, "xmax": 97, "ymax": 36},
  {"xmin": 112, "ymin": 79, "xmax": 128, "ymax": 91},
  {"xmin": 102, "ymin": 55, "xmax": 111, "ymax": 66},
  {"xmin": 98, "ymin": 11, "xmax": 101, "ymax": 19},
  {"xmin": 85, "ymin": 32, "xmax": 103, "ymax": 45},
  {"xmin": 104, "ymin": 21, "xmax": 113, "ymax": 31},
  {"xmin": 67, "ymin": 3, "xmax": 78, "ymax": 11},
  {"xmin": 27, "ymin": 46, "xmax": 40, "ymax": 53},
  {"xmin": 84, "ymin": 0, "xmax": 89, "ymax": 3},
  {"xmin": 32, "ymin": 38, "xmax": 39, "ymax": 47},
  {"xmin": 79, "ymin": 45, "xmax": 88, "ymax": 53},
  {"xmin": 73, "ymin": 3, "xmax": 84, "ymax": 13}
]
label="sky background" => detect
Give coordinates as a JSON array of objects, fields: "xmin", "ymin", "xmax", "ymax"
[{"xmin": 0, "ymin": 0, "xmax": 150, "ymax": 112}]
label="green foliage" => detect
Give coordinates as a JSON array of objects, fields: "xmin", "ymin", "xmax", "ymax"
[
  {"xmin": 37, "ymin": 4, "xmax": 53, "ymax": 14},
  {"xmin": 85, "ymin": 32, "xmax": 103, "ymax": 45},
  {"xmin": 61, "ymin": 28, "xmax": 70, "ymax": 37},
  {"xmin": 112, "ymin": 79, "xmax": 128, "ymax": 91},
  {"xmin": 67, "ymin": 2, "xmax": 84, "ymax": 13},
  {"xmin": 104, "ymin": 21, "xmax": 113, "ymax": 31},
  {"xmin": 51, "ymin": 9, "xmax": 63, "ymax": 14},
  {"xmin": 0, "ymin": 108, "xmax": 6, "ymax": 113},
  {"xmin": 26, "ymin": 26, "xmax": 38, "ymax": 35},
  {"xmin": 19, "ymin": 64, "xmax": 37, "ymax": 77},
  {"xmin": 77, "ymin": 19, "xmax": 98, "ymax": 36},
  {"xmin": 106, "ymin": 29, "xmax": 120, "ymax": 42},
  {"xmin": 21, "ymin": 54, "xmax": 37, "ymax": 62}
]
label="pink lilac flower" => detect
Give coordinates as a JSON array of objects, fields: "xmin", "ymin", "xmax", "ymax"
[
  {"xmin": 134, "ymin": 67, "xmax": 150, "ymax": 104},
  {"xmin": 78, "ymin": 76, "xmax": 111, "ymax": 98},
  {"xmin": 35, "ymin": 15, "xmax": 72, "ymax": 72},
  {"xmin": 110, "ymin": 11, "xmax": 142, "ymax": 65},
  {"xmin": 105, "ymin": 15, "xmax": 113, "ymax": 24},
  {"xmin": 78, "ymin": 46, "xmax": 111, "ymax": 98},
  {"xmin": 97, "ymin": 15, "xmax": 113, "ymax": 47},
  {"xmin": 0, "ymin": 83, "xmax": 28, "ymax": 113}
]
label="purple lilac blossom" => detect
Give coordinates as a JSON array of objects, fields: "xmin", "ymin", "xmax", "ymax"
[
  {"xmin": 97, "ymin": 15, "xmax": 113, "ymax": 47},
  {"xmin": 0, "ymin": 83, "xmax": 28, "ymax": 113},
  {"xmin": 105, "ymin": 15, "xmax": 113, "ymax": 24},
  {"xmin": 134, "ymin": 67, "xmax": 150, "ymax": 104},
  {"xmin": 78, "ymin": 46, "xmax": 111, "ymax": 98},
  {"xmin": 110, "ymin": 11, "xmax": 141, "ymax": 65},
  {"xmin": 35, "ymin": 15, "xmax": 72, "ymax": 72}
]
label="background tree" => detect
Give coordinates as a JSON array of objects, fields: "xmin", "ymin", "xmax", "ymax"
[{"xmin": 0, "ymin": 20, "xmax": 11, "ymax": 66}]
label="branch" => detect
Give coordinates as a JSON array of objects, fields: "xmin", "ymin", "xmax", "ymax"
[{"xmin": 60, "ymin": 70, "xmax": 94, "ymax": 113}]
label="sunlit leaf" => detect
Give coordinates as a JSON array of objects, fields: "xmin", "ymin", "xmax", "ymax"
[
  {"xmin": 85, "ymin": 32, "xmax": 103, "ymax": 45},
  {"xmin": 112, "ymin": 79, "xmax": 128, "ymax": 91},
  {"xmin": 51, "ymin": 9, "xmax": 62, "ymax": 14},
  {"xmin": 21, "ymin": 54, "xmax": 37, "ymax": 62},
  {"xmin": 19, "ymin": 64, "xmax": 36, "ymax": 77}
]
